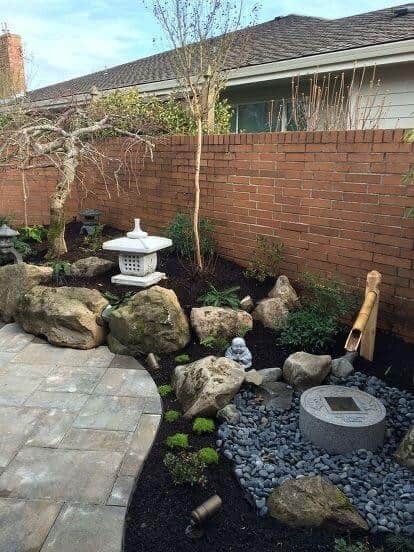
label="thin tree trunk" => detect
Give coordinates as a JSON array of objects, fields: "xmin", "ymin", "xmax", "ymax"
[{"xmin": 193, "ymin": 116, "xmax": 203, "ymax": 271}]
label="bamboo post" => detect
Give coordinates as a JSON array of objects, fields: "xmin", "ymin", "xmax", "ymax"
[{"xmin": 345, "ymin": 270, "xmax": 382, "ymax": 361}]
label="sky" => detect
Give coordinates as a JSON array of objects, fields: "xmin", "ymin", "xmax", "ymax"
[{"xmin": 0, "ymin": 0, "xmax": 402, "ymax": 91}]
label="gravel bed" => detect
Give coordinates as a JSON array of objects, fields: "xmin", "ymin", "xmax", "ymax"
[{"xmin": 218, "ymin": 372, "xmax": 414, "ymax": 535}]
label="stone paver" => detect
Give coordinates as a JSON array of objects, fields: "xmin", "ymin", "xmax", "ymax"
[{"xmin": 0, "ymin": 323, "xmax": 161, "ymax": 552}]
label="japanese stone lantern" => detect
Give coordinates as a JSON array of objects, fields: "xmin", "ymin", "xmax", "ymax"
[
  {"xmin": 102, "ymin": 219, "xmax": 172, "ymax": 287},
  {"xmin": 79, "ymin": 208, "xmax": 103, "ymax": 236},
  {"xmin": 0, "ymin": 224, "xmax": 23, "ymax": 263}
]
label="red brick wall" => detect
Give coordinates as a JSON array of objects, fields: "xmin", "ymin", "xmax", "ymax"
[
  {"xmin": 1, "ymin": 129, "xmax": 413, "ymax": 341},
  {"xmin": 0, "ymin": 32, "xmax": 25, "ymax": 97}
]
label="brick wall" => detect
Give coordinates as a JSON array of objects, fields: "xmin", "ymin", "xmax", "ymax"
[
  {"xmin": 0, "ymin": 32, "xmax": 25, "ymax": 97},
  {"xmin": 1, "ymin": 129, "xmax": 413, "ymax": 341}
]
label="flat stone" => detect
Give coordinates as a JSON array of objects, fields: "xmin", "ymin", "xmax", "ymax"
[
  {"xmin": 40, "ymin": 503, "xmax": 125, "ymax": 552},
  {"xmin": 257, "ymin": 367, "xmax": 282, "ymax": 383},
  {"xmin": 84, "ymin": 346, "xmax": 115, "ymax": 368},
  {"xmin": 0, "ymin": 323, "xmax": 35, "ymax": 353},
  {"xmin": 0, "ymin": 353, "xmax": 16, "ymax": 370},
  {"xmin": 0, "ymin": 361, "xmax": 54, "ymax": 378},
  {"xmin": 0, "ymin": 374, "xmax": 42, "ymax": 406},
  {"xmin": 109, "ymin": 354, "xmax": 145, "ymax": 371},
  {"xmin": 0, "ymin": 447, "xmax": 123, "ymax": 503},
  {"xmin": 94, "ymin": 368, "xmax": 158, "ymax": 397},
  {"xmin": 25, "ymin": 410, "xmax": 76, "ymax": 448},
  {"xmin": 244, "ymin": 369, "xmax": 263, "ymax": 386},
  {"xmin": 121, "ymin": 414, "xmax": 161, "ymax": 476},
  {"xmin": 257, "ymin": 382, "xmax": 293, "ymax": 411},
  {"xmin": 25, "ymin": 391, "xmax": 89, "ymax": 412},
  {"xmin": 144, "ymin": 395, "xmax": 162, "ymax": 415},
  {"xmin": 10, "ymin": 343, "xmax": 67, "ymax": 366},
  {"xmin": 59, "ymin": 428, "xmax": 132, "ymax": 452},
  {"xmin": 73, "ymin": 395, "xmax": 146, "ymax": 431},
  {"xmin": 40, "ymin": 365, "xmax": 106, "ymax": 394},
  {"xmin": 0, "ymin": 406, "xmax": 43, "ymax": 467},
  {"xmin": 0, "ymin": 498, "xmax": 62, "ymax": 552},
  {"xmin": 107, "ymin": 475, "xmax": 135, "ymax": 507}
]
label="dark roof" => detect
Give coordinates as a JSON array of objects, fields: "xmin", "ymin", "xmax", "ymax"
[{"xmin": 29, "ymin": 4, "xmax": 414, "ymax": 102}]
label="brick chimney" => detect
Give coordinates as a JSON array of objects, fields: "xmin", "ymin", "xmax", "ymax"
[{"xmin": 0, "ymin": 29, "xmax": 26, "ymax": 99}]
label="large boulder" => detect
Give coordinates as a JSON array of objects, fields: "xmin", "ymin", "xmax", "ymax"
[
  {"xmin": 172, "ymin": 356, "xmax": 245, "ymax": 418},
  {"xmin": 190, "ymin": 306, "xmax": 253, "ymax": 342},
  {"xmin": 0, "ymin": 263, "xmax": 52, "ymax": 322},
  {"xmin": 283, "ymin": 351, "xmax": 331, "ymax": 390},
  {"xmin": 395, "ymin": 426, "xmax": 413, "ymax": 472},
  {"xmin": 268, "ymin": 275, "xmax": 299, "ymax": 309},
  {"xmin": 267, "ymin": 476, "xmax": 369, "ymax": 532},
  {"xmin": 71, "ymin": 257, "xmax": 115, "ymax": 278},
  {"xmin": 15, "ymin": 286, "xmax": 108, "ymax": 349},
  {"xmin": 252, "ymin": 297, "xmax": 289, "ymax": 330},
  {"xmin": 108, "ymin": 286, "xmax": 190, "ymax": 356}
]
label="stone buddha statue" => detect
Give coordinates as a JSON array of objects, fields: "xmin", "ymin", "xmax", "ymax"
[{"xmin": 225, "ymin": 337, "xmax": 252, "ymax": 370}]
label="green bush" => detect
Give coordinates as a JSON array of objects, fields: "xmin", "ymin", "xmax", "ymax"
[
  {"xmin": 48, "ymin": 261, "xmax": 71, "ymax": 285},
  {"xmin": 198, "ymin": 447, "xmax": 219, "ymax": 465},
  {"xmin": 200, "ymin": 335, "xmax": 230, "ymax": 353},
  {"xmin": 300, "ymin": 272, "xmax": 358, "ymax": 318},
  {"xmin": 82, "ymin": 224, "xmax": 103, "ymax": 252},
  {"xmin": 244, "ymin": 235, "xmax": 284, "ymax": 282},
  {"xmin": 165, "ymin": 213, "xmax": 216, "ymax": 259},
  {"xmin": 0, "ymin": 214, "xmax": 15, "ymax": 226},
  {"xmin": 11, "ymin": 237, "xmax": 32, "ymax": 258},
  {"xmin": 192, "ymin": 417, "xmax": 215, "ymax": 434},
  {"xmin": 158, "ymin": 384, "xmax": 173, "ymax": 397},
  {"xmin": 386, "ymin": 534, "xmax": 414, "ymax": 552},
  {"xmin": 277, "ymin": 308, "xmax": 339, "ymax": 353},
  {"xmin": 163, "ymin": 451, "xmax": 207, "ymax": 486},
  {"xmin": 174, "ymin": 353, "xmax": 190, "ymax": 364},
  {"xmin": 165, "ymin": 433, "xmax": 189, "ymax": 449},
  {"xmin": 334, "ymin": 539, "xmax": 370, "ymax": 552},
  {"xmin": 19, "ymin": 225, "xmax": 47, "ymax": 243},
  {"xmin": 164, "ymin": 410, "xmax": 181, "ymax": 423},
  {"xmin": 198, "ymin": 284, "xmax": 240, "ymax": 309}
]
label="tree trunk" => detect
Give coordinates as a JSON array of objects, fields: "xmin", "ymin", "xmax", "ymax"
[
  {"xmin": 193, "ymin": 116, "xmax": 203, "ymax": 271},
  {"xmin": 46, "ymin": 145, "xmax": 78, "ymax": 259}
]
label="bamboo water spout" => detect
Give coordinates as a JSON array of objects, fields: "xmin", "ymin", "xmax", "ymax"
[{"xmin": 345, "ymin": 271, "xmax": 382, "ymax": 361}]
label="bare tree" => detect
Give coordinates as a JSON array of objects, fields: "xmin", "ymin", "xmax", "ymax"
[
  {"xmin": 147, "ymin": 0, "xmax": 257, "ymax": 270},
  {"xmin": 0, "ymin": 103, "xmax": 155, "ymax": 258}
]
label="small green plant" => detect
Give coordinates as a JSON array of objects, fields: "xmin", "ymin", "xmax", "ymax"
[
  {"xmin": 164, "ymin": 410, "xmax": 181, "ymax": 423},
  {"xmin": 11, "ymin": 237, "xmax": 32, "ymax": 258},
  {"xmin": 19, "ymin": 225, "xmax": 47, "ymax": 243},
  {"xmin": 102, "ymin": 290, "xmax": 134, "ymax": 312},
  {"xmin": 48, "ymin": 260, "xmax": 71, "ymax": 285},
  {"xmin": 300, "ymin": 271, "xmax": 358, "ymax": 318},
  {"xmin": 244, "ymin": 235, "xmax": 284, "ymax": 282},
  {"xmin": 174, "ymin": 353, "xmax": 190, "ymax": 364},
  {"xmin": 200, "ymin": 335, "xmax": 230, "ymax": 352},
  {"xmin": 198, "ymin": 284, "xmax": 240, "ymax": 309},
  {"xmin": 158, "ymin": 384, "xmax": 174, "ymax": 397},
  {"xmin": 166, "ymin": 213, "xmax": 216, "ymax": 259},
  {"xmin": 83, "ymin": 224, "xmax": 103, "ymax": 252},
  {"xmin": 163, "ymin": 451, "xmax": 207, "ymax": 486},
  {"xmin": 165, "ymin": 433, "xmax": 189, "ymax": 449},
  {"xmin": 277, "ymin": 308, "xmax": 339, "ymax": 353},
  {"xmin": 386, "ymin": 534, "xmax": 414, "ymax": 552},
  {"xmin": 192, "ymin": 417, "xmax": 215, "ymax": 434},
  {"xmin": 198, "ymin": 447, "xmax": 219, "ymax": 465},
  {"xmin": 334, "ymin": 539, "xmax": 371, "ymax": 552},
  {"xmin": 0, "ymin": 214, "xmax": 15, "ymax": 226}
]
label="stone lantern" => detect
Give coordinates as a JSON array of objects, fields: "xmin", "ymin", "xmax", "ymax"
[
  {"xmin": 79, "ymin": 208, "xmax": 103, "ymax": 236},
  {"xmin": 0, "ymin": 224, "xmax": 23, "ymax": 263},
  {"xmin": 102, "ymin": 219, "xmax": 172, "ymax": 287}
]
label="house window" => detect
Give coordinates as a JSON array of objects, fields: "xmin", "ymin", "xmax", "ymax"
[{"xmin": 230, "ymin": 99, "xmax": 306, "ymax": 133}]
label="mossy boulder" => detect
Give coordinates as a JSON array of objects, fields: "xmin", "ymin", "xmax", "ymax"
[
  {"xmin": 190, "ymin": 306, "xmax": 253, "ymax": 342},
  {"xmin": 267, "ymin": 475, "xmax": 368, "ymax": 532},
  {"xmin": 15, "ymin": 285, "xmax": 108, "ymax": 349},
  {"xmin": 107, "ymin": 286, "xmax": 190, "ymax": 356},
  {"xmin": 0, "ymin": 263, "xmax": 53, "ymax": 322}
]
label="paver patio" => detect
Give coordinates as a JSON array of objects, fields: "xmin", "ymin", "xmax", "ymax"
[{"xmin": 0, "ymin": 323, "xmax": 162, "ymax": 552}]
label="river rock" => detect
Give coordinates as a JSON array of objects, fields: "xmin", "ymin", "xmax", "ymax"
[
  {"xmin": 267, "ymin": 476, "xmax": 369, "ymax": 532},
  {"xmin": 190, "ymin": 306, "xmax": 253, "ymax": 342},
  {"xmin": 331, "ymin": 356, "xmax": 355, "ymax": 379},
  {"xmin": 252, "ymin": 297, "xmax": 289, "ymax": 330},
  {"xmin": 258, "ymin": 367, "xmax": 282, "ymax": 383},
  {"xmin": 0, "ymin": 263, "xmax": 52, "ymax": 322},
  {"xmin": 244, "ymin": 369, "xmax": 263, "ymax": 386},
  {"xmin": 172, "ymin": 356, "xmax": 245, "ymax": 418},
  {"xmin": 257, "ymin": 381, "xmax": 293, "ymax": 410},
  {"xmin": 268, "ymin": 275, "xmax": 299, "ymax": 309},
  {"xmin": 395, "ymin": 426, "xmax": 413, "ymax": 472},
  {"xmin": 283, "ymin": 351, "xmax": 331, "ymax": 390},
  {"xmin": 240, "ymin": 296, "xmax": 254, "ymax": 312},
  {"xmin": 108, "ymin": 286, "xmax": 190, "ymax": 356},
  {"xmin": 15, "ymin": 285, "xmax": 108, "ymax": 349},
  {"xmin": 71, "ymin": 257, "xmax": 115, "ymax": 278},
  {"xmin": 217, "ymin": 404, "xmax": 241, "ymax": 424}
]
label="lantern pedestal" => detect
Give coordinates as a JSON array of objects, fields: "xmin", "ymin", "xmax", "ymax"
[{"xmin": 102, "ymin": 219, "xmax": 172, "ymax": 288}]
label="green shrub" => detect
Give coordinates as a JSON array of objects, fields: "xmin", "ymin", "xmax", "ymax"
[
  {"xmin": 334, "ymin": 539, "xmax": 370, "ymax": 552},
  {"xmin": 244, "ymin": 235, "xmax": 284, "ymax": 282},
  {"xmin": 48, "ymin": 261, "xmax": 71, "ymax": 285},
  {"xmin": 19, "ymin": 225, "xmax": 47, "ymax": 243},
  {"xmin": 198, "ymin": 447, "xmax": 219, "ymax": 465},
  {"xmin": 198, "ymin": 284, "xmax": 240, "ymax": 309},
  {"xmin": 164, "ymin": 410, "xmax": 181, "ymax": 423},
  {"xmin": 11, "ymin": 237, "xmax": 31, "ymax": 258},
  {"xmin": 0, "ymin": 214, "xmax": 15, "ymax": 226},
  {"xmin": 102, "ymin": 290, "xmax": 133, "ymax": 312},
  {"xmin": 165, "ymin": 433, "xmax": 189, "ymax": 449},
  {"xmin": 158, "ymin": 384, "xmax": 173, "ymax": 397},
  {"xmin": 277, "ymin": 308, "xmax": 339, "ymax": 353},
  {"xmin": 174, "ymin": 353, "xmax": 190, "ymax": 364},
  {"xmin": 166, "ymin": 213, "xmax": 216, "ymax": 259},
  {"xmin": 82, "ymin": 224, "xmax": 103, "ymax": 252},
  {"xmin": 163, "ymin": 451, "xmax": 207, "ymax": 486},
  {"xmin": 200, "ymin": 335, "xmax": 230, "ymax": 353},
  {"xmin": 192, "ymin": 417, "xmax": 215, "ymax": 434},
  {"xmin": 386, "ymin": 534, "xmax": 414, "ymax": 552},
  {"xmin": 300, "ymin": 272, "xmax": 358, "ymax": 318}
]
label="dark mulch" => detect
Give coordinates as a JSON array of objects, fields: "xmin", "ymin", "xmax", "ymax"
[{"xmin": 24, "ymin": 221, "xmax": 414, "ymax": 551}]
